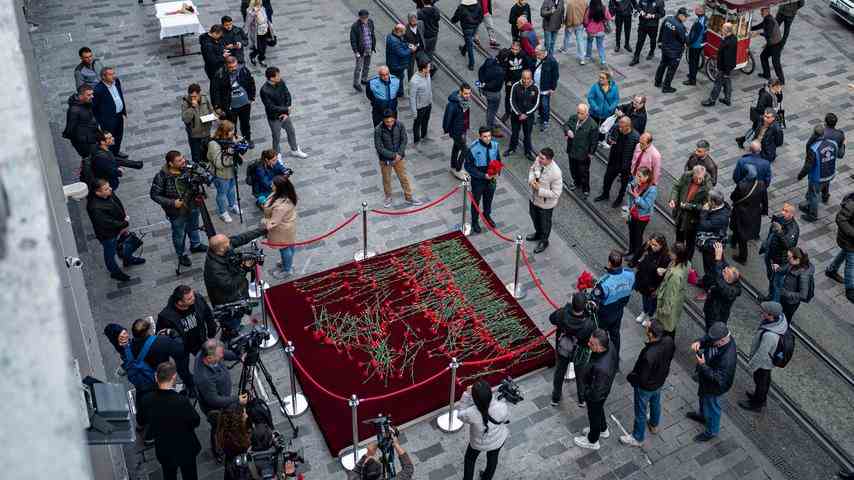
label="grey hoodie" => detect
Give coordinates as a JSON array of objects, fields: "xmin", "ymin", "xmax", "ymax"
[{"xmin": 747, "ymin": 315, "xmax": 788, "ymax": 372}]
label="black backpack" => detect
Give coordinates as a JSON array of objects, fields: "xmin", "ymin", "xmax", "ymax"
[
  {"xmin": 764, "ymin": 327, "xmax": 795, "ymax": 368},
  {"xmin": 245, "ymin": 159, "xmax": 260, "ymax": 190}
]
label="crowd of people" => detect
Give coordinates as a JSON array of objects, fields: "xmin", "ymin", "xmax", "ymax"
[{"xmin": 59, "ymin": 0, "xmax": 854, "ymax": 478}]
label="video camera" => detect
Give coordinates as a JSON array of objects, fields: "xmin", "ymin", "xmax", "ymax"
[
  {"xmin": 363, "ymin": 414, "xmax": 399, "ymax": 480},
  {"xmin": 234, "ymin": 431, "xmax": 304, "ymax": 479},
  {"xmin": 497, "ymin": 377, "xmax": 524, "ymax": 405},
  {"xmin": 217, "ymin": 138, "xmax": 253, "ymax": 159},
  {"xmin": 179, "ymin": 162, "xmax": 214, "ymax": 189},
  {"xmin": 229, "ymin": 241, "xmax": 266, "ymax": 272},
  {"xmin": 226, "ymin": 323, "xmax": 267, "ymax": 356}
]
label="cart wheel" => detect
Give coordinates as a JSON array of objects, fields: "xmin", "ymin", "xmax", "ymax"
[
  {"xmin": 705, "ymin": 58, "xmax": 718, "ymax": 82},
  {"xmin": 742, "ymin": 51, "xmax": 756, "ymax": 75}
]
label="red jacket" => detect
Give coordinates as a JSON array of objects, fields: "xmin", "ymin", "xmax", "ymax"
[{"xmin": 519, "ymin": 22, "xmax": 537, "ymax": 56}]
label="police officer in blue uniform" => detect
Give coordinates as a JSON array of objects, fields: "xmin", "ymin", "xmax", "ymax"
[
  {"xmin": 465, "ymin": 126, "xmax": 502, "ymax": 234},
  {"xmin": 592, "ymin": 250, "xmax": 635, "ymax": 361},
  {"xmin": 654, "ymin": 8, "xmax": 688, "ymax": 94}
]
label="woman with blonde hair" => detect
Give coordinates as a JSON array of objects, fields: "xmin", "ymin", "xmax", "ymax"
[
  {"xmin": 207, "ymin": 120, "xmax": 241, "ymax": 223},
  {"xmin": 246, "ymin": 0, "xmax": 271, "ymax": 67}
]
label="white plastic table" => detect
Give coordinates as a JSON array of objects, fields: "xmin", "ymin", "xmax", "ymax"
[{"xmin": 155, "ymin": 1, "xmax": 204, "ymax": 57}]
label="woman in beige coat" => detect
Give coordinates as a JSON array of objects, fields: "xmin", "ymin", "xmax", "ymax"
[{"xmin": 262, "ymin": 175, "xmax": 297, "ymax": 279}]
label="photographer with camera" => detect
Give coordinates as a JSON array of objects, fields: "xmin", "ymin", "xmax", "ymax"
[
  {"xmin": 150, "ymin": 150, "xmax": 209, "ymax": 267},
  {"xmin": 207, "ymin": 120, "xmax": 244, "ymax": 224},
  {"xmin": 458, "ymin": 379, "xmax": 510, "ymax": 480},
  {"xmin": 156, "ymin": 285, "xmax": 217, "ymax": 363},
  {"xmin": 196, "ymin": 339, "xmax": 247, "ymax": 462},
  {"xmin": 353, "ymin": 432, "xmax": 414, "ymax": 480},
  {"xmin": 549, "ymin": 292, "xmax": 596, "ymax": 407},
  {"xmin": 204, "ymin": 226, "xmax": 267, "ymax": 341}
]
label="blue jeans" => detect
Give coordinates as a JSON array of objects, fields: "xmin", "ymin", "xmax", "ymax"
[
  {"xmin": 632, "ymin": 386, "xmax": 661, "ymax": 442},
  {"xmin": 279, "ymin": 246, "xmax": 295, "ymax": 272},
  {"xmin": 538, "ymin": 93, "xmax": 551, "ymax": 124},
  {"xmin": 543, "ymin": 30, "xmax": 558, "ymax": 56},
  {"xmin": 585, "ymin": 32, "xmax": 606, "ymax": 64},
  {"xmin": 641, "ymin": 294, "xmax": 657, "ymax": 316},
  {"xmin": 213, "ymin": 176, "xmax": 237, "ymax": 215},
  {"xmin": 101, "ymin": 237, "xmax": 134, "ymax": 274},
  {"xmin": 828, "ymin": 250, "xmax": 854, "ymax": 289},
  {"xmin": 463, "ymin": 31, "xmax": 475, "ymax": 68},
  {"xmin": 169, "ymin": 210, "xmax": 202, "ymax": 256},
  {"xmin": 765, "ymin": 254, "xmax": 786, "ymax": 300},
  {"xmin": 563, "ymin": 25, "xmax": 587, "ymax": 59},
  {"xmin": 699, "ymin": 394, "xmax": 722, "ymax": 437}
]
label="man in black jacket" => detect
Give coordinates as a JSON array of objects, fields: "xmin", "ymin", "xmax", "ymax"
[
  {"xmin": 91, "ymin": 131, "xmax": 122, "ymax": 190},
  {"xmin": 63, "ymin": 85, "xmax": 100, "ymax": 158},
  {"xmin": 138, "ymin": 361, "xmax": 202, "ymax": 480},
  {"xmin": 695, "ymin": 191, "xmax": 730, "ymax": 291},
  {"xmin": 655, "ymin": 8, "xmax": 688, "ymax": 94},
  {"xmin": 595, "ymin": 116, "xmax": 639, "ymax": 208},
  {"xmin": 199, "ymin": 25, "xmax": 227, "ymax": 84},
  {"xmin": 550, "ymin": 293, "xmax": 596, "ymax": 406},
  {"xmin": 702, "ymin": 22, "xmax": 737, "ymax": 107},
  {"xmin": 615, "ymin": 95, "xmax": 648, "ymax": 134},
  {"xmin": 203, "ymin": 226, "xmax": 267, "ymax": 340},
  {"xmin": 757, "ymin": 108, "xmax": 784, "ymax": 163},
  {"xmin": 687, "ymin": 322, "xmax": 737, "ymax": 442},
  {"xmin": 504, "ymin": 69, "xmax": 539, "ymax": 158},
  {"xmin": 564, "ymin": 103, "xmax": 599, "ymax": 196},
  {"xmin": 826, "ymin": 192, "xmax": 854, "ymax": 303},
  {"xmin": 87, "ymin": 179, "xmax": 145, "ymax": 281},
  {"xmin": 478, "ymin": 56, "xmax": 505, "ymax": 137},
  {"xmin": 126, "ymin": 317, "xmax": 193, "ymax": 402},
  {"xmin": 620, "ymin": 320, "xmax": 675, "ymax": 447},
  {"xmin": 701, "ymin": 242, "xmax": 741, "ymax": 329},
  {"xmin": 157, "ymin": 285, "xmax": 217, "ymax": 358},
  {"xmin": 762, "ymin": 202, "xmax": 799, "ymax": 301},
  {"xmin": 221, "ymin": 16, "xmax": 248, "ymax": 64},
  {"xmin": 533, "ymin": 45, "xmax": 559, "ymax": 131},
  {"xmin": 630, "ymin": 0, "xmax": 665, "ymax": 65},
  {"xmin": 350, "ymin": 10, "xmax": 376, "ymax": 91},
  {"xmin": 212, "ymin": 56, "xmax": 256, "ymax": 146},
  {"xmin": 574, "ymin": 329, "xmax": 618, "ymax": 450},
  {"xmin": 418, "ymin": 0, "xmax": 440, "ymax": 57},
  {"xmin": 260, "ymin": 66, "xmax": 308, "ymax": 158},
  {"xmin": 498, "ymin": 41, "xmax": 531, "ymax": 122},
  {"xmin": 150, "ymin": 151, "xmax": 208, "ymax": 267},
  {"xmin": 751, "ymin": 6, "xmax": 784, "ymax": 84},
  {"xmin": 609, "ymin": 0, "xmax": 634, "ymax": 53}
]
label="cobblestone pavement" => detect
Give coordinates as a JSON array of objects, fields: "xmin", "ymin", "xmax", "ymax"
[{"xmin": 27, "ymin": 0, "xmax": 846, "ymax": 478}]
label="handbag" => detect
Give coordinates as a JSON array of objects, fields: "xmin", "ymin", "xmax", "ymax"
[
  {"xmin": 266, "ymin": 23, "xmax": 277, "ymax": 47},
  {"xmin": 117, "ymin": 231, "xmax": 144, "ymax": 258},
  {"xmin": 603, "ymin": 21, "xmax": 612, "ymax": 34}
]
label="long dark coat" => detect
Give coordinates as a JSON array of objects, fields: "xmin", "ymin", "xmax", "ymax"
[{"xmin": 730, "ymin": 178, "xmax": 767, "ymax": 241}]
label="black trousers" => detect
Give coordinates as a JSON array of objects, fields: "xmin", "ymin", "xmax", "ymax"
[
  {"xmin": 676, "ymin": 226, "xmax": 698, "ymax": 261},
  {"xmin": 470, "ymin": 179, "xmax": 496, "ymax": 226},
  {"xmin": 568, "ymin": 154, "xmax": 591, "ymax": 193},
  {"xmin": 687, "ymin": 47, "xmax": 703, "ymax": 82},
  {"xmin": 413, "ymin": 105, "xmax": 432, "ymax": 142},
  {"xmin": 614, "ymin": 14, "xmax": 632, "ymax": 47},
  {"xmin": 735, "ymin": 237, "xmax": 749, "ymax": 261},
  {"xmin": 186, "ymin": 132, "xmax": 209, "ymax": 166},
  {"xmin": 503, "ymin": 83, "xmax": 513, "ymax": 117},
  {"xmin": 463, "ymin": 444, "xmax": 502, "ymax": 480},
  {"xmin": 775, "ymin": 13, "xmax": 794, "ymax": 46},
  {"xmin": 162, "ymin": 461, "xmax": 199, "ymax": 480},
  {"xmin": 655, "ymin": 55, "xmax": 681, "ymax": 87},
  {"xmin": 226, "ymin": 104, "xmax": 252, "ymax": 141},
  {"xmin": 708, "ymin": 70, "xmax": 732, "ymax": 103},
  {"xmin": 509, "ymin": 115, "xmax": 534, "ymax": 154},
  {"xmin": 751, "ymin": 368, "xmax": 771, "ymax": 407},
  {"xmin": 782, "ymin": 301, "xmax": 799, "ymax": 325},
  {"xmin": 601, "ymin": 162, "xmax": 630, "ymax": 202},
  {"xmin": 105, "ymin": 116, "xmax": 125, "ymax": 155},
  {"xmin": 250, "ymin": 34, "xmax": 268, "ymax": 62},
  {"xmin": 71, "ymin": 140, "xmax": 96, "ymax": 159},
  {"xmin": 586, "ymin": 400, "xmax": 608, "ymax": 443},
  {"xmin": 634, "ymin": 25, "xmax": 658, "ymax": 57},
  {"xmin": 628, "ymin": 218, "xmax": 648, "ymax": 260},
  {"xmin": 700, "ymin": 248, "xmax": 717, "ymax": 288},
  {"xmin": 529, "ymin": 202, "xmax": 554, "ymax": 241},
  {"xmin": 450, "ymin": 134, "xmax": 466, "ymax": 170},
  {"xmin": 552, "ymin": 352, "xmax": 571, "ymax": 403},
  {"xmin": 760, "ymin": 42, "xmax": 785, "ymax": 84}
]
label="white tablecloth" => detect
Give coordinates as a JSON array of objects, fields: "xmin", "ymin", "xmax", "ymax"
[{"xmin": 155, "ymin": 1, "xmax": 204, "ymax": 39}]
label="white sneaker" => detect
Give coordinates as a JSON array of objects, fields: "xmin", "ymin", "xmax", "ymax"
[
  {"xmin": 573, "ymin": 436, "xmax": 600, "ymax": 450},
  {"xmin": 220, "ymin": 212, "xmax": 233, "ymax": 223},
  {"xmin": 565, "ymin": 362, "xmax": 576, "ymax": 380},
  {"xmin": 580, "ymin": 59, "xmax": 587, "ymax": 65},
  {"xmin": 291, "ymin": 148, "xmax": 309, "ymax": 159},
  {"xmin": 582, "ymin": 427, "xmax": 609, "ymax": 439},
  {"xmin": 383, "ymin": 197, "xmax": 393, "ymax": 208},
  {"xmin": 619, "ymin": 434, "xmax": 643, "ymax": 448},
  {"xmin": 230, "ymin": 205, "xmax": 241, "ymax": 215},
  {"xmin": 635, "ymin": 312, "xmax": 648, "ymax": 324}
]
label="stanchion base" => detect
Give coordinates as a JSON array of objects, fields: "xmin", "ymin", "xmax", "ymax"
[
  {"xmin": 457, "ymin": 223, "xmax": 472, "ymax": 236},
  {"xmin": 249, "ymin": 281, "xmax": 270, "ymax": 298},
  {"xmin": 340, "ymin": 447, "xmax": 368, "ymax": 471},
  {"xmin": 354, "ymin": 250, "xmax": 376, "ymax": 261},
  {"xmin": 258, "ymin": 325, "xmax": 279, "ymax": 349},
  {"xmin": 436, "ymin": 410, "xmax": 464, "ymax": 432},
  {"xmin": 505, "ymin": 282, "xmax": 526, "ymax": 299},
  {"xmin": 283, "ymin": 393, "xmax": 308, "ymax": 416}
]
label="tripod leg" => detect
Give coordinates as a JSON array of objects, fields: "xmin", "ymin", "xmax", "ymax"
[
  {"xmin": 196, "ymin": 198, "xmax": 217, "ymax": 237},
  {"xmin": 256, "ymin": 358, "xmax": 299, "ymax": 437}
]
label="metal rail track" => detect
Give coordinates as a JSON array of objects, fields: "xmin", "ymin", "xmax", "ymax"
[{"xmin": 369, "ymin": 0, "xmax": 854, "ymax": 474}]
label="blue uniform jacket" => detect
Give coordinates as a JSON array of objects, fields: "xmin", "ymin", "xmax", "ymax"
[
  {"xmin": 366, "ymin": 76, "xmax": 401, "ymax": 113},
  {"xmin": 464, "ymin": 139, "xmax": 501, "ymax": 180}
]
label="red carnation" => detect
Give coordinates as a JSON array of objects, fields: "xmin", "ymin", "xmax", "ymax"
[{"xmin": 487, "ymin": 159, "xmax": 504, "ymax": 177}]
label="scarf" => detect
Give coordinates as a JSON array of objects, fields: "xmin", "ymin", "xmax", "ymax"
[{"xmin": 460, "ymin": 98, "xmax": 471, "ymax": 112}]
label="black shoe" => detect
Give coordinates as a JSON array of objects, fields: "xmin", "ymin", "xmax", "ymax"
[
  {"xmin": 611, "ymin": 199, "xmax": 622, "ymax": 209},
  {"xmin": 525, "ymin": 233, "xmax": 540, "ymax": 242},
  {"xmin": 179, "ymin": 255, "xmax": 192, "ymax": 267},
  {"xmin": 646, "ymin": 52, "xmax": 654, "ymax": 60},
  {"xmin": 629, "ymin": 58, "xmax": 640, "ymax": 66},
  {"xmin": 685, "ymin": 411, "xmax": 705, "ymax": 424},
  {"xmin": 110, "ymin": 271, "xmax": 131, "ymax": 282},
  {"xmin": 746, "ymin": 390, "xmax": 756, "ymax": 400},
  {"xmin": 471, "ymin": 223, "xmax": 482, "ymax": 234},
  {"xmin": 662, "ymin": 86, "xmax": 677, "ymax": 94},
  {"xmin": 534, "ymin": 241, "xmax": 549, "ymax": 254},
  {"xmin": 484, "ymin": 216, "xmax": 496, "ymax": 228},
  {"xmin": 353, "ymin": 84, "xmax": 362, "ymax": 92},
  {"xmin": 624, "ymin": 44, "xmax": 632, "ymax": 52},
  {"xmin": 683, "ymin": 80, "xmax": 696, "ymax": 86},
  {"xmin": 719, "ymin": 98, "xmax": 731, "ymax": 106},
  {"xmin": 802, "ymin": 214, "xmax": 818, "ymax": 222},
  {"xmin": 758, "ymin": 73, "xmax": 771, "ymax": 80},
  {"xmin": 694, "ymin": 433, "xmax": 715, "ymax": 443},
  {"xmin": 822, "ymin": 196, "xmax": 830, "ymax": 204},
  {"xmin": 614, "ymin": 46, "xmax": 621, "ymax": 53},
  {"xmin": 653, "ymin": 81, "xmax": 661, "ymax": 88},
  {"xmin": 701, "ymin": 99, "xmax": 716, "ymax": 107},
  {"xmin": 738, "ymin": 400, "xmax": 764, "ymax": 412},
  {"xmin": 189, "ymin": 243, "xmax": 208, "ymax": 253},
  {"xmin": 259, "ymin": 61, "xmax": 267, "ymax": 68},
  {"xmin": 524, "ymin": 151, "xmax": 536, "ymax": 161},
  {"xmin": 593, "ymin": 194, "xmax": 609, "ymax": 202},
  {"xmin": 582, "ymin": 191, "xmax": 590, "ymax": 198},
  {"xmin": 123, "ymin": 257, "xmax": 146, "ymax": 267},
  {"xmin": 847, "ymin": 289, "xmax": 854, "ymax": 303},
  {"xmin": 249, "ymin": 56, "xmax": 257, "ymax": 66},
  {"xmin": 736, "ymin": 136, "xmax": 746, "ymax": 149},
  {"xmin": 361, "ymin": 80, "xmax": 369, "ymax": 85},
  {"xmin": 502, "ymin": 149, "xmax": 516, "ymax": 157},
  {"xmin": 458, "ymin": 45, "xmax": 466, "ymax": 56},
  {"xmin": 838, "ymin": 471, "xmax": 854, "ymax": 480},
  {"xmin": 826, "ymin": 270, "xmax": 845, "ymax": 284}
]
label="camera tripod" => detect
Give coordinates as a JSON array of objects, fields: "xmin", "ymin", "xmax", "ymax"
[{"xmin": 238, "ymin": 348, "xmax": 299, "ymax": 437}]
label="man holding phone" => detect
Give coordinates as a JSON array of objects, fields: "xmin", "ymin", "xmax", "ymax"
[{"xmin": 686, "ymin": 322, "xmax": 737, "ymax": 442}]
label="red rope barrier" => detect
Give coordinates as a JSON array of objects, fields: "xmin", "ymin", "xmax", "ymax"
[
  {"xmin": 520, "ymin": 249, "xmax": 562, "ymax": 309},
  {"xmin": 263, "ymin": 212, "xmax": 359, "ymax": 248},
  {"xmin": 465, "ymin": 191, "xmax": 516, "ymax": 242},
  {"xmin": 370, "ymin": 186, "xmax": 460, "ymax": 216},
  {"xmin": 360, "ymin": 367, "xmax": 450, "ymax": 403}
]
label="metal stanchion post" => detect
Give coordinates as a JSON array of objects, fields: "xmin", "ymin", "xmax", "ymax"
[
  {"xmin": 436, "ymin": 358, "xmax": 464, "ymax": 432},
  {"xmin": 341, "ymin": 395, "xmax": 367, "ymax": 471},
  {"xmin": 459, "ymin": 181, "xmax": 471, "ymax": 236},
  {"xmin": 258, "ymin": 271, "xmax": 278, "ymax": 349},
  {"xmin": 505, "ymin": 235, "xmax": 526, "ymax": 299},
  {"xmin": 282, "ymin": 341, "xmax": 308, "ymax": 416},
  {"xmin": 354, "ymin": 201, "xmax": 376, "ymax": 261}
]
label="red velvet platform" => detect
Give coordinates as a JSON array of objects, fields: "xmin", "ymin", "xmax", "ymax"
[{"xmin": 266, "ymin": 231, "xmax": 554, "ymax": 455}]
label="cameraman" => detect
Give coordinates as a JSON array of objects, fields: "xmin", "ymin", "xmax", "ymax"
[
  {"xmin": 246, "ymin": 399, "xmax": 306, "ymax": 479},
  {"xmin": 207, "ymin": 119, "xmax": 243, "ymax": 224},
  {"xmin": 204, "ymin": 227, "xmax": 267, "ymax": 341},
  {"xmin": 196, "ymin": 339, "xmax": 246, "ymax": 461},
  {"xmin": 549, "ymin": 292, "xmax": 595, "ymax": 407},
  {"xmin": 354, "ymin": 433, "xmax": 414, "ymax": 480},
  {"xmin": 150, "ymin": 150, "xmax": 209, "ymax": 267},
  {"xmin": 156, "ymin": 285, "xmax": 217, "ymax": 362}
]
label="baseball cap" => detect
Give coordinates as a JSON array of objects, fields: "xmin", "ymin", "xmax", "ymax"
[
  {"xmin": 677, "ymin": 7, "xmax": 689, "ymax": 16},
  {"xmin": 760, "ymin": 301, "xmax": 783, "ymax": 318},
  {"xmin": 707, "ymin": 322, "xmax": 729, "ymax": 341},
  {"xmin": 358, "ymin": 9, "xmax": 370, "ymax": 17}
]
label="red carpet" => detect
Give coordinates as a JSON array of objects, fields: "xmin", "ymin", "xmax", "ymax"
[{"xmin": 266, "ymin": 231, "xmax": 554, "ymax": 455}]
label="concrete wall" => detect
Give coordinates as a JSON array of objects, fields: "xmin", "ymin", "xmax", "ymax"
[{"xmin": 0, "ymin": 0, "xmax": 126, "ymax": 478}]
